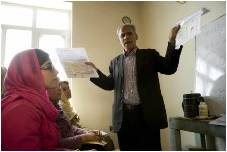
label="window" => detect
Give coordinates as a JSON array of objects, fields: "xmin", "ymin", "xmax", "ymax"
[
  {"xmin": 0, "ymin": 1, "xmax": 71, "ymax": 80},
  {"xmin": 4, "ymin": 29, "xmax": 32, "ymax": 67},
  {"xmin": 37, "ymin": 9, "xmax": 69, "ymax": 30},
  {"xmin": 1, "ymin": 4, "xmax": 33, "ymax": 27}
]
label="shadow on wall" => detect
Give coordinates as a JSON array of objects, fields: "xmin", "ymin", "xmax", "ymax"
[{"xmin": 205, "ymin": 74, "xmax": 226, "ymax": 115}]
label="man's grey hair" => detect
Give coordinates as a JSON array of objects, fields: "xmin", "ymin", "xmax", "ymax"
[{"xmin": 116, "ymin": 24, "xmax": 136, "ymax": 37}]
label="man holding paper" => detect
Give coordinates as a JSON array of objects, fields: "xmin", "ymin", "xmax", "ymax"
[{"xmin": 86, "ymin": 24, "xmax": 183, "ymax": 150}]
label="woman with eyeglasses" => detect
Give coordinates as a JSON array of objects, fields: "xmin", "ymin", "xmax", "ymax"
[{"xmin": 1, "ymin": 49, "xmax": 62, "ymax": 150}]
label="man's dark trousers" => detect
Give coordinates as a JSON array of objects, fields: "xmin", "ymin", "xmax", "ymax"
[{"xmin": 117, "ymin": 104, "xmax": 161, "ymax": 151}]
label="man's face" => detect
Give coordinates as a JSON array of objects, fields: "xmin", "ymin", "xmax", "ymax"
[
  {"xmin": 118, "ymin": 26, "xmax": 138, "ymax": 53},
  {"xmin": 61, "ymin": 82, "xmax": 71, "ymax": 99}
]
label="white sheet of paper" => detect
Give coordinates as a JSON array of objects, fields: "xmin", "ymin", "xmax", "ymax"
[
  {"xmin": 209, "ymin": 114, "xmax": 226, "ymax": 126},
  {"xmin": 56, "ymin": 48, "xmax": 98, "ymax": 78},
  {"xmin": 175, "ymin": 9, "xmax": 203, "ymax": 48}
]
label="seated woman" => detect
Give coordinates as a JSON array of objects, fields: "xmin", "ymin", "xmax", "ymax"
[
  {"xmin": 47, "ymin": 83, "xmax": 102, "ymax": 150},
  {"xmin": 59, "ymin": 81, "xmax": 115, "ymax": 151},
  {"xmin": 2, "ymin": 49, "xmax": 62, "ymax": 150},
  {"xmin": 1, "ymin": 66, "xmax": 7, "ymax": 97},
  {"xmin": 59, "ymin": 81, "xmax": 81, "ymax": 127}
]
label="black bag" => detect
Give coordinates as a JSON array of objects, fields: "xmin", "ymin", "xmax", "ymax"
[{"xmin": 182, "ymin": 93, "xmax": 201, "ymax": 118}]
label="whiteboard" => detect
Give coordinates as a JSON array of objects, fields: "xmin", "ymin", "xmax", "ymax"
[{"xmin": 195, "ymin": 14, "xmax": 226, "ymax": 115}]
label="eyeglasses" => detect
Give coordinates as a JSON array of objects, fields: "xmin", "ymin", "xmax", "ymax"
[{"xmin": 40, "ymin": 62, "xmax": 55, "ymax": 71}]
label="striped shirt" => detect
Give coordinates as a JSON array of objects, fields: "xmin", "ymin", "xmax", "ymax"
[{"xmin": 123, "ymin": 48, "xmax": 140, "ymax": 105}]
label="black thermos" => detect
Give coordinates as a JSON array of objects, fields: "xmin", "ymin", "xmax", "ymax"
[{"xmin": 182, "ymin": 93, "xmax": 201, "ymax": 118}]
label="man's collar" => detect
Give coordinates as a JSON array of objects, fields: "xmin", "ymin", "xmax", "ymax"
[{"xmin": 123, "ymin": 47, "xmax": 138, "ymax": 56}]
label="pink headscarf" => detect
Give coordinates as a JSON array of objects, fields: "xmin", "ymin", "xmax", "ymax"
[{"xmin": 2, "ymin": 49, "xmax": 58, "ymax": 122}]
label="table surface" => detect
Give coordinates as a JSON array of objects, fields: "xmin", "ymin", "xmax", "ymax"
[{"xmin": 169, "ymin": 116, "xmax": 226, "ymax": 138}]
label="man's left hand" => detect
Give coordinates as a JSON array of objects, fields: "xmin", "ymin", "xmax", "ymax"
[{"xmin": 169, "ymin": 25, "xmax": 181, "ymax": 46}]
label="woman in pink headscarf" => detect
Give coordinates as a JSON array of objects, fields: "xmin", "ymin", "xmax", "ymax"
[{"xmin": 1, "ymin": 49, "xmax": 61, "ymax": 150}]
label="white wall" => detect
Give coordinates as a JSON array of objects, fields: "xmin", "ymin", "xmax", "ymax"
[{"xmin": 71, "ymin": 1, "xmax": 225, "ymax": 150}]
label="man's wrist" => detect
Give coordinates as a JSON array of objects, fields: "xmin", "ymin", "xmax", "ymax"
[{"xmin": 168, "ymin": 40, "xmax": 176, "ymax": 48}]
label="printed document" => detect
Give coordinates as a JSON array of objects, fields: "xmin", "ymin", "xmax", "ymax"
[
  {"xmin": 175, "ymin": 9, "xmax": 203, "ymax": 48},
  {"xmin": 56, "ymin": 48, "xmax": 98, "ymax": 78}
]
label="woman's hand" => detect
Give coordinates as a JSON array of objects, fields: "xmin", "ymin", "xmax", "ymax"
[
  {"xmin": 89, "ymin": 130, "xmax": 102, "ymax": 137},
  {"xmin": 81, "ymin": 132, "xmax": 101, "ymax": 143}
]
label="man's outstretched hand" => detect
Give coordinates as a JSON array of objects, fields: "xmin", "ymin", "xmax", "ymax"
[
  {"xmin": 169, "ymin": 24, "xmax": 181, "ymax": 46},
  {"xmin": 85, "ymin": 62, "xmax": 98, "ymax": 71}
]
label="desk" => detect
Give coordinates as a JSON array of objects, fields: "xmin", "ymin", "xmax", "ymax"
[{"xmin": 169, "ymin": 117, "xmax": 226, "ymax": 150}]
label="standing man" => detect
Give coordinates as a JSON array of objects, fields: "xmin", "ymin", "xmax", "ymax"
[{"xmin": 86, "ymin": 24, "xmax": 183, "ymax": 150}]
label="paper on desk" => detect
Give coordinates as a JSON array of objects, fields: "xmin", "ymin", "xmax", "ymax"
[
  {"xmin": 175, "ymin": 9, "xmax": 203, "ymax": 49},
  {"xmin": 209, "ymin": 114, "xmax": 226, "ymax": 126},
  {"xmin": 56, "ymin": 48, "xmax": 98, "ymax": 78},
  {"xmin": 100, "ymin": 131, "xmax": 108, "ymax": 136}
]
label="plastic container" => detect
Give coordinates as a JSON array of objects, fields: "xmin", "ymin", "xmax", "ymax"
[{"xmin": 199, "ymin": 100, "xmax": 208, "ymax": 118}]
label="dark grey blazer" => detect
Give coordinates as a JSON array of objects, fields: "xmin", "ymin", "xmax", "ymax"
[{"xmin": 90, "ymin": 43, "xmax": 183, "ymax": 132}]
